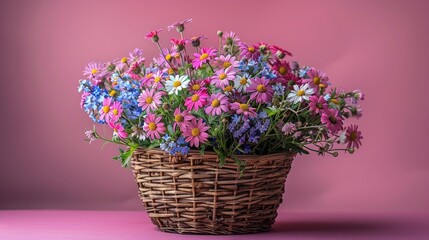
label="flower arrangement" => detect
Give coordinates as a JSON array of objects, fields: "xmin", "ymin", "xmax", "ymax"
[{"xmin": 78, "ymin": 19, "xmax": 364, "ymax": 170}]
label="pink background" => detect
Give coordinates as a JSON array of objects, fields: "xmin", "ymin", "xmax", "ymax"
[{"xmin": 1, "ymin": 0, "xmax": 428, "ymax": 214}]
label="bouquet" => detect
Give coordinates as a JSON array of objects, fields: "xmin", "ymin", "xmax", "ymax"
[{"xmin": 78, "ymin": 19, "xmax": 364, "ymax": 169}]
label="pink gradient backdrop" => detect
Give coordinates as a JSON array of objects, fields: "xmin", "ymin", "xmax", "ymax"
[{"xmin": 0, "ymin": 0, "xmax": 428, "ymax": 213}]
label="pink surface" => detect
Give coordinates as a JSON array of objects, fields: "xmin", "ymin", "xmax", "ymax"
[
  {"xmin": 1, "ymin": 0, "xmax": 429, "ymax": 214},
  {"xmin": 1, "ymin": 210, "xmax": 429, "ymax": 240}
]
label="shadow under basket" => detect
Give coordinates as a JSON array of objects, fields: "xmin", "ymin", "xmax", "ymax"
[{"xmin": 131, "ymin": 148, "xmax": 295, "ymax": 235}]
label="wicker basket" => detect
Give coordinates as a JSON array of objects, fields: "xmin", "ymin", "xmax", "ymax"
[{"xmin": 131, "ymin": 148, "xmax": 295, "ymax": 234}]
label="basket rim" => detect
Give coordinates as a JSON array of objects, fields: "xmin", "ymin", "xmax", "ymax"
[{"xmin": 133, "ymin": 147, "xmax": 296, "ymax": 159}]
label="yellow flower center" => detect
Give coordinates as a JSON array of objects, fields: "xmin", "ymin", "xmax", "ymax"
[
  {"xmin": 191, "ymin": 94, "xmax": 199, "ymax": 102},
  {"xmin": 224, "ymin": 86, "xmax": 233, "ymax": 92},
  {"xmin": 319, "ymin": 83, "xmax": 326, "ymax": 89},
  {"xmin": 145, "ymin": 73, "xmax": 153, "ymax": 79},
  {"xmin": 91, "ymin": 68, "xmax": 98, "ymax": 74},
  {"xmin": 256, "ymin": 84, "xmax": 267, "ymax": 93},
  {"xmin": 191, "ymin": 128, "xmax": 200, "ymax": 137},
  {"xmin": 297, "ymin": 89, "xmax": 305, "ymax": 96},
  {"xmin": 154, "ymin": 76, "xmax": 161, "ymax": 83},
  {"xmin": 219, "ymin": 73, "xmax": 227, "ymax": 80},
  {"xmin": 239, "ymin": 104, "xmax": 249, "ymax": 111},
  {"xmin": 102, "ymin": 106, "xmax": 110, "ymax": 113},
  {"xmin": 112, "ymin": 81, "xmax": 118, "ymax": 87},
  {"xmin": 113, "ymin": 109, "xmax": 119, "ymax": 115},
  {"xmin": 211, "ymin": 99, "xmax": 220, "ymax": 107},
  {"xmin": 121, "ymin": 57, "xmax": 128, "ymax": 63},
  {"xmin": 148, "ymin": 122, "xmax": 157, "ymax": 131},
  {"xmin": 145, "ymin": 97, "xmax": 153, "ymax": 104},
  {"xmin": 109, "ymin": 90, "xmax": 116, "ymax": 96},
  {"xmin": 192, "ymin": 84, "xmax": 201, "ymax": 91},
  {"xmin": 165, "ymin": 54, "xmax": 172, "ymax": 61},
  {"xmin": 175, "ymin": 114, "xmax": 184, "ymax": 122},
  {"xmin": 331, "ymin": 99, "xmax": 339, "ymax": 104},
  {"xmin": 240, "ymin": 78, "xmax": 247, "ymax": 85},
  {"xmin": 199, "ymin": 53, "xmax": 209, "ymax": 61},
  {"xmin": 313, "ymin": 76, "xmax": 321, "ymax": 85},
  {"xmin": 173, "ymin": 80, "xmax": 182, "ymax": 88},
  {"xmin": 168, "ymin": 68, "xmax": 175, "ymax": 75},
  {"xmin": 248, "ymin": 47, "xmax": 255, "ymax": 53},
  {"xmin": 174, "ymin": 53, "xmax": 180, "ymax": 58},
  {"xmin": 279, "ymin": 67, "xmax": 287, "ymax": 75},
  {"xmin": 223, "ymin": 62, "xmax": 232, "ymax": 68}
]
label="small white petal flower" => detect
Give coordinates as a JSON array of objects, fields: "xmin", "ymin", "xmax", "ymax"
[
  {"xmin": 287, "ymin": 83, "xmax": 315, "ymax": 104},
  {"xmin": 165, "ymin": 75, "xmax": 190, "ymax": 95}
]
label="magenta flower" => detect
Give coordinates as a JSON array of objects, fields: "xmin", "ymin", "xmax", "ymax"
[
  {"xmin": 137, "ymin": 88, "xmax": 163, "ymax": 113},
  {"xmin": 223, "ymin": 31, "xmax": 240, "ymax": 45},
  {"xmin": 192, "ymin": 48, "xmax": 217, "ymax": 69},
  {"xmin": 171, "ymin": 38, "xmax": 189, "ymax": 51},
  {"xmin": 321, "ymin": 109, "xmax": 344, "ymax": 134},
  {"xmin": 271, "ymin": 59, "xmax": 291, "ymax": 77},
  {"xmin": 99, "ymin": 97, "xmax": 113, "ymax": 121},
  {"xmin": 188, "ymin": 79, "xmax": 208, "ymax": 93},
  {"xmin": 211, "ymin": 67, "xmax": 236, "ymax": 88},
  {"xmin": 126, "ymin": 60, "xmax": 144, "ymax": 80},
  {"xmin": 205, "ymin": 92, "xmax": 229, "ymax": 116},
  {"xmin": 309, "ymin": 95, "xmax": 328, "ymax": 114},
  {"xmin": 145, "ymin": 29, "xmax": 162, "ymax": 42},
  {"xmin": 185, "ymin": 90, "xmax": 209, "ymax": 111},
  {"xmin": 182, "ymin": 118, "xmax": 210, "ymax": 148},
  {"xmin": 303, "ymin": 67, "xmax": 329, "ymax": 90},
  {"xmin": 247, "ymin": 77, "xmax": 274, "ymax": 103},
  {"xmin": 215, "ymin": 54, "xmax": 240, "ymax": 69},
  {"xmin": 238, "ymin": 42, "xmax": 260, "ymax": 60},
  {"xmin": 345, "ymin": 125, "xmax": 363, "ymax": 149},
  {"xmin": 167, "ymin": 18, "xmax": 192, "ymax": 32},
  {"xmin": 173, "ymin": 108, "xmax": 194, "ymax": 131},
  {"xmin": 270, "ymin": 45, "xmax": 292, "ymax": 58},
  {"xmin": 231, "ymin": 102, "xmax": 257, "ymax": 119},
  {"xmin": 143, "ymin": 113, "xmax": 166, "ymax": 140},
  {"xmin": 108, "ymin": 121, "xmax": 128, "ymax": 139},
  {"xmin": 159, "ymin": 47, "xmax": 179, "ymax": 67},
  {"xmin": 129, "ymin": 48, "xmax": 145, "ymax": 62},
  {"xmin": 109, "ymin": 101, "xmax": 123, "ymax": 122}
]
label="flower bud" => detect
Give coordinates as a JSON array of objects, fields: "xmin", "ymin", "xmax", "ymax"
[
  {"xmin": 217, "ymin": 31, "xmax": 223, "ymax": 37},
  {"xmin": 276, "ymin": 51, "xmax": 286, "ymax": 59},
  {"xmin": 176, "ymin": 24, "xmax": 185, "ymax": 33},
  {"xmin": 332, "ymin": 152, "xmax": 339, "ymax": 157},
  {"xmin": 191, "ymin": 38, "xmax": 200, "ymax": 47},
  {"xmin": 162, "ymin": 103, "xmax": 170, "ymax": 110},
  {"xmin": 290, "ymin": 61, "xmax": 299, "ymax": 71},
  {"xmin": 347, "ymin": 148, "xmax": 355, "ymax": 154},
  {"xmin": 107, "ymin": 63, "xmax": 116, "ymax": 71},
  {"xmin": 151, "ymin": 35, "xmax": 159, "ymax": 43}
]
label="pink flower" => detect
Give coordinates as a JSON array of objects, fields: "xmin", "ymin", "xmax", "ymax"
[
  {"xmin": 211, "ymin": 67, "xmax": 236, "ymax": 88},
  {"xmin": 223, "ymin": 31, "xmax": 240, "ymax": 45},
  {"xmin": 185, "ymin": 90, "xmax": 209, "ymax": 111},
  {"xmin": 173, "ymin": 108, "xmax": 194, "ymax": 131},
  {"xmin": 238, "ymin": 42, "xmax": 260, "ymax": 60},
  {"xmin": 345, "ymin": 125, "xmax": 363, "ymax": 149},
  {"xmin": 192, "ymin": 48, "xmax": 217, "ymax": 69},
  {"xmin": 80, "ymin": 92, "xmax": 90, "ymax": 109},
  {"xmin": 231, "ymin": 102, "xmax": 257, "ymax": 119},
  {"xmin": 108, "ymin": 121, "xmax": 128, "ymax": 139},
  {"xmin": 271, "ymin": 59, "xmax": 291, "ymax": 77},
  {"xmin": 303, "ymin": 67, "xmax": 329, "ymax": 91},
  {"xmin": 145, "ymin": 29, "xmax": 162, "ymax": 42},
  {"xmin": 109, "ymin": 101, "xmax": 123, "ymax": 122},
  {"xmin": 143, "ymin": 113, "xmax": 166, "ymax": 140},
  {"xmin": 99, "ymin": 97, "xmax": 113, "ymax": 121},
  {"xmin": 83, "ymin": 62, "xmax": 104, "ymax": 78},
  {"xmin": 138, "ymin": 88, "xmax": 163, "ymax": 113},
  {"xmin": 126, "ymin": 60, "xmax": 144, "ymax": 80},
  {"xmin": 321, "ymin": 109, "xmax": 344, "ymax": 134},
  {"xmin": 171, "ymin": 38, "xmax": 189, "ymax": 51},
  {"xmin": 129, "ymin": 48, "xmax": 145, "ymax": 62},
  {"xmin": 205, "ymin": 92, "xmax": 229, "ymax": 116},
  {"xmin": 215, "ymin": 54, "xmax": 240, "ymax": 69},
  {"xmin": 183, "ymin": 118, "xmax": 209, "ymax": 148},
  {"xmin": 309, "ymin": 95, "xmax": 328, "ymax": 114},
  {"xmin": 247, "ymin": 77, "xmax": 274, "ymax": 103},
  {"xmin": 159, "ymin": 47, "xmax": 179, "ymax": 67},
  {"xmin": 167, "ymin": 18, "xmax": 192, "ymax": 32}
]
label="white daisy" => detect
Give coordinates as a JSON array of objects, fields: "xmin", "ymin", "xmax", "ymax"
[
  {"xmin": 233, "ymin": 74, "xmax": 251, "ymax": 92},
  {"xmin": 287, "ymin": 83, "xmax": 314, "ymax": 104},
  {"xmin": 165, "ymin": 75, "xmax": 190, "ymax": 95}
]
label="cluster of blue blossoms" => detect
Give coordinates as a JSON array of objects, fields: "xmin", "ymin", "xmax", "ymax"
[
  {"xmin": 159, "ymin": 135, "xmax": 190, "ymax": 155},
  {"xmin": 227, "ymin": 111, "xmax": 270, "ymax": 154},
  {"xmin": 238, "ymin": 56, "xmax": 277, "ymax": 80}
]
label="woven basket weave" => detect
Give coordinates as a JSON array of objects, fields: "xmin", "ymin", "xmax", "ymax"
[{"xmin": 131, "ymin": 148, "xmax": 295, "ymax": 234}]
